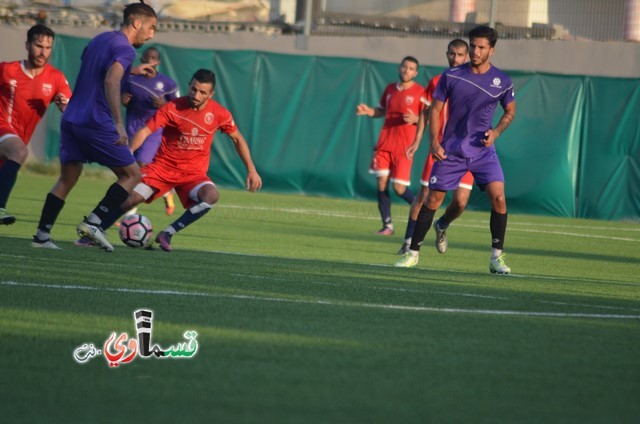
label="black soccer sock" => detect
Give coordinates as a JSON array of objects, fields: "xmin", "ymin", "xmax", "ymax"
[
  {"xmin": 490, "ymin": 210, "xmax": 508, "ymax": 250},
  {"xmin": 377, "ymin": 190, "xmax": 392, "ymax": 227},
  {"xmin": 0, "ymin": 160, "xmax": 21, "ymax": 208},
  {"xmin": 37, "ymin": 192, "xmax": 65, "ymax": 234},
  {"xmin": 169, "ymin": 202, "xmax": 212, "ymax": 233},
  {"xmin": 404, "ymin": 218, "xmax": 416, "ymax": 241},
  {"xmin": 90, "ymin": 183, "xmax": 130, "ymax": 225},
  {"xmin": 436, "ymin": 216, "xmax": 450, "ymax": 230},
  {"xmin": 409, "ymin": 205, "xmax": 436, "ymax": 251},
  {"xmin": 100, "ymin": 205, "xmax": 128, "ymax": 232},
  {"xmin": 398, "ymin": 188, "xmax": 415, "ymax": 205}
]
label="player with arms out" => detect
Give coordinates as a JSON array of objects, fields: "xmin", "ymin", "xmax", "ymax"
[
  {"xmin": 32, "ymin": 1, "xmax": 157, "ymax": 250},
  {"xmin": 100, "ymin": 69, "xmax": 262, "ymax": 252},
  {"xmin": 395, "ymin": 26, "xmax": 516, "ymax": 273},
  {"xmin": 398, "ymin": 39, "xmax": 473, "ymax": 255},
  {"xmin": 356, "ymin": 56, "xmax": 424, "ymax": 235},
  {"xmin": 0, "ymin": 24, "xmax": 71, "ymax": 225}
]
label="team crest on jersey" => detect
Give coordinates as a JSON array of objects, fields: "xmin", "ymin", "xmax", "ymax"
[
  {"xmin": 191, "ymin": 128, "xmax": 199, "ymax": 136},
  {"xmin": 491, "ymin": 78, "xmax": 502, "ymax": 88},
  {"xmin": 204, "ymin": 112, "xmax": 214, "ymax": 124},
  {"xmin": 405, "ymin": 96, "xmax": 415, "ymax": 106},
  {"xmin": 42, "ymin": 83, "xmax": 52, "ymax": 96},
  {"xmin": 155, "ymin": 82, "xmax": 165, "ymax": 91},
  {"xmin": 9, "ymin": 79, "xmax": 17, "ymax": 87}
]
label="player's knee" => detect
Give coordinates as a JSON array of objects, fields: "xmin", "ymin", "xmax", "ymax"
[
  {"xmin": 392, "ymin": 184, "xmax": 406, "ymax": 196},
  {"xmin": 7, "ymin": 142, "xmax": 28, "ymax": 163},
  {"xmin": 452, "ymin": 198, "xmax": 468, "ymax": 211},
  {"xmin": 491, "ymin": 194, "xmax": 506, "ymax": 211},
  {"xmin": 198, "ymin": 185, "xmax": 219, "ymax": 205},
  {"xmin": 200, "ymin": 191, "xmax": 219, "ymax": 205}
]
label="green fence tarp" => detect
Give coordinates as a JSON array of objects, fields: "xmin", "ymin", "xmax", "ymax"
[{"xmin": 44, "ymin": 35, "xmax": 640, "ymax": 221}]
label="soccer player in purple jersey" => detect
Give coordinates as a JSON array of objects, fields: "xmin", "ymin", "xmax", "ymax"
[
  {"xmin": 395, "ymin": 26, "xmax": 516, "ymax": 273},
  {"xmin": 32, "ymin": 1, "xmax": 157, "ymax": 251},
  {"xmin": 122, "ymin": 47, "xmax": 180, "ymax": 211},
  {"xmin": 122, "ymin": 47, "xmax": 179, "ymax": 216},
  {"xmin": 122, "ymin": 47, "xmax": 179, "ymax": 167},
  {"xmin": 74, "ymin": 46, "xmax": 179, "ymax": 247}
]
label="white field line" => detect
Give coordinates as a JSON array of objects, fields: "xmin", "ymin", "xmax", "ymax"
[
  {"xmin": 219, "ymin": 204, "xmax": 640, "ymax": 241},
  {"xmin": 3, "ymin": 249, "xmax": 638, "ymax": 288},
  {"xmin": 2, "ymin": 280, "xmax": 640, "ymax": 321}
]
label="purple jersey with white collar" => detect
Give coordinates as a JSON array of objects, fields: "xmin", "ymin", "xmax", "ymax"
[
  {"xmin": 124, "ymin": 72, "xmax": 179, "ymax": 163},
  {"xmin": 433, "ymin": 63, "xmax": 514, "ymax": 159},
  {"xmin": 62, "ymin": 31, "xmax": 136, "ymax": 128},
  {"xmin": 123, "ymin": 73, "xmax": 179, "ymax": 137}
]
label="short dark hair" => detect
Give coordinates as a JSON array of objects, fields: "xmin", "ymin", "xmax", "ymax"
[
  {"xmin": 124, "ymin": 1, "xmax": 157, "ymax": 25},
  {"xmin": 401, "ymin": 56, "xmax": 419, "ymax": 68},
  {"xmin": 191, "ymin": 69, "xmax": 216, "ymax": 89},
  {"xmin": 447, "ymin": 38, "xmax": 469, "ymax": 52},
  {"xmin": 469, "ymin": 26, "xmax": 498, "ymax": 47},
  {"xmin": 27, "ymin": 24, "xmax": 55, "ymax": 43}
]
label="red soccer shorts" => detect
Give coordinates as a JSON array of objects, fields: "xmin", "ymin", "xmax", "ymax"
[{"xmin": 369, "ymin": 149, "xmax": 413, "ymax": 186}]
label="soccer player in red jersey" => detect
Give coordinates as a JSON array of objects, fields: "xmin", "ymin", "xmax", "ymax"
[
  {"xmin": 100, "ymin": 69, "xmax": 262, "ymax": 252},
  {"xmin": 0, "ymin": 24, "xmax": 71, "ymax": 225},
  {"xmin": 398, "ymin": 39, "xmax": 473, "ymax": 255},
  {"xmin": 356, "ymin": 56, "xmax": 424, "ymax": 235}
]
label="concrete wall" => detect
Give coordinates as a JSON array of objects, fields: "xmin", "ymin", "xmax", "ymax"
[{"xmin": 1, "ymin": 24, "xmax": 639, "ymax": 161}]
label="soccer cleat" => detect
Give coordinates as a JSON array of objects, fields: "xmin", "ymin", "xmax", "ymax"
[
  {"xmin": 376, "ymin": 226, "xmax": 394, "ymax": 236},
  {"xmin": 31, "ymin": 236, "xmax": 61, "ymax": 250},
  {"xmin": 394, "ymin": 252, "xmax": 419, "ymax": 268},
  {"xmin": 74, "ymin": 236, "xmax": 96, "ymax": 248},
  {"xmin": 489, "ymin": 253, "xmax": 511, "ymax": 274},
  {"xmin": 397, "ymin": 242, "xmax": 410, "ymax": 255},
  {"xmin": 164, "ymin": 192, "xmax": 175, "ymax": 216},
  {"xmin": 433, "ymin": 219, "xmax": 448, "ymax": 254},
  {"xmin": 155, "ymin": 231, "xmax": 173, "ymax": 252},
  {"xmin": 0, "ymin": 208, "xmax": 16, "ymax": 225},
  {"xmin": 77, "ymin": 219, "xmax": 114, "ymax": 252}
]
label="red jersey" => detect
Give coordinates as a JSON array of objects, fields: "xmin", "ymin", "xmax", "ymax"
[
  {"xmin": 374, "ymin": 82, "xmax": 425, "ymax": 153},
  {"xmin": 424, "ymin": 74, "xmax": 448, "ymax": 141},
  {"xmin": 0, "ymin": 61, "xmax": 71, "ymax": 143},
  {"xmin": 146, "ymin": 97, "xmax": 238, "ymax": 175}
]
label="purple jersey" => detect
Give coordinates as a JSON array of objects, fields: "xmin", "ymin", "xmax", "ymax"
[
  {"xmin": 63, "ymin": 31, "xmax": 136, "ymax": 128},
  {"xmin": 123, "ymin": 73, "xmax": 179, "ymax": 137},
  {"xmin": 434, "ymin": 63, "xmax": 514, "ymax": 159}
]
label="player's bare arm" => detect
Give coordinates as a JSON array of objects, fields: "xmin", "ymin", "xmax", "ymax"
[
  {"xmin": 151, "ymin": 96, "xmax": 166, "ymax": 109},
  {"xmin": 356, "ymin": 104, "xmax": 384, "ymax": 118},
  {"xmin": 429, "ymin": 99, "xmax": 446, "ymax": 161},
  {"xmin": 406, "ymin": 106, "xmax": 430, "ymax": 159},
  {"xmin": 121, "ymin": 92, "xmax": 132, "ymax": 107},
  {"xmin": 228, "ymin": 130, "xmax": 262, "ymax": 192},
  {"xmin": 53, "ymin": 93, "xmax": 69, "ymax": 112},
  {"xmin": 482, "ymin": 101, "xmax": 516, "ymax": 147},
  {"xmin": 129, "ymin": 126, "xmax": 152, "ymax": 153},
  {"xmin": 105, "ymin": 61, "xmax": 128, "ymax": 145},
  {"xmin": 402, "ymin": 108, "xmax": 419, "ymax": 124},
  {"xmin": 131, "ymin": 63, "xmax": 157, "ymax": 78}
]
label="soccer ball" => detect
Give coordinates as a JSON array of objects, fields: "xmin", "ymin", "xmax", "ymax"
[{"xmin": 118, "ymin": 214, "xmax": 153, "ymax": 248}]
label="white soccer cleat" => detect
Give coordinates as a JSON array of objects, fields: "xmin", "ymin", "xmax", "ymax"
[
  {"xmin": 433, "ymin": 219, "xmax": 448, "ymax": 254},
  {"xmin": 31, "ymin": 236, "xmax": 62, "ymax": 250},
  {"xmin": 77, "ymin": 219, "xmax": 114, "ymax": 252},
  {"xmin": 489, "ymin": 253, "xmax": 511, "ymax": 274},
  {"xmin": 394, "ymin": 252, "xmax": 419, "ymax": 268}
]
